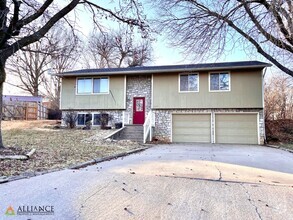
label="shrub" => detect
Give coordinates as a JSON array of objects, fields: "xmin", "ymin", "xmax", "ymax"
[{"xmin": 64, "ymin": 111, "xmax": 77, "ymax": 129}]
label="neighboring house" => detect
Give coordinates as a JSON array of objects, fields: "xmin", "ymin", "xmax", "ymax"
[{"xmin": 59, "ymin": 61, "xmax": 271, "ymax": 145}]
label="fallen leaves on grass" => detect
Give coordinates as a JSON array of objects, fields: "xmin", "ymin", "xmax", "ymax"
[{"xmin": 1, "ymin": 128, "xmax": 140, "ymax": 177}]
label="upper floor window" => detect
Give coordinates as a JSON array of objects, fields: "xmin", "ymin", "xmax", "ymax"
[
  {"xmin": 179, "ymin": 73, "xmax": 199, "ymax": 92},
  {"xmin": 77, "ymin": 77, "xmax": 109, "ymax": 94},
  {"xmin": 77, "ymin": 78, "xmax": 92, "ymax": 94},
  {"xmin": 93, "ymin": 78, "xmax": 109, "ymax": 93},
  {"xmin": 209, "ymin": 72, "xmax": 230, "ymax": 91}
]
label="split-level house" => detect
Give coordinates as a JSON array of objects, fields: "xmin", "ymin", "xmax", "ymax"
[{"xmin": 59, "ymin": 61, "xmax": 271, "ymax": 145}]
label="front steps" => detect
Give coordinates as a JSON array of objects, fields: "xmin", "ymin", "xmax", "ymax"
[{"xmin": 116, "ymin": 125, "xmax": 143, "ymax": 143}]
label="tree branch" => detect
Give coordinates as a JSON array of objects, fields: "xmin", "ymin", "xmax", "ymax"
[
  {"xmin": 83, "ymin": 0, "xmax": 148, "ymax": 30},
  {"xmin": 1, "ymin": 0, "xmax": 80, "ymax": 60},
  {"xmin": 216, "ymin": 11, "xmax": 293, "ymax": 76},
  {"xmin": 16, "ymin": 0, "xmax": 53, "ymax": 30},
  {"xmin": 240, "ymin": 0, "xmax": 293, "ymax": 53},
  {"xmin": 261, "ymin": 0, "xmax": 293, "ymax": 46}
]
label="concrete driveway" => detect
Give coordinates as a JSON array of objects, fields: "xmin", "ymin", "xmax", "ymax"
[{"xmin": 0, "ymin": 144, "xmax": 292, "ymax": 220}]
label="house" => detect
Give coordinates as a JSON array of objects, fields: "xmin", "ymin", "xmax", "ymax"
[{"xmin": 59, "ymin": 61, "xmax": 271, "ymax": 145}]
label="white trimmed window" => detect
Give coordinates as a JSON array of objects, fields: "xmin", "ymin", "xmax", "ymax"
[
  {"xmin": 179, "ymin": 73, "xmax": 199, "ymax": 92},
  {"xmin": 209, "ymin": 72, "xmax": 230, "ymax": 91},
  {"xmin": 93, "ymin": 78, "xmax": 109, "ymax": 93},
  {"xmin": 77, "ymin": 113, "xmax": 92, "ymax": 125},
  {"xmin": 77, "ymin": 77, "xmax": 109, "ymax": 94},
  {"xmin": 77, "ymin": 78, "xmax": 92, "ymax": 94},
  {"xmin": 77, "ymin": 113, "xmax": 107, "ymax": 126},
  {"xmin": 93, "ymin": 114, "xmax": 101, "ymax": 125}
]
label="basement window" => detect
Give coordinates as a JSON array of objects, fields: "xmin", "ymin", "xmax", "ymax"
[
  {"xmin": 77, "ymin": 113, "xmax": 92, "ymax": 125},
  {"xmin": 93, "ymin": 114, "xmax": 101, "ymax": 125}
]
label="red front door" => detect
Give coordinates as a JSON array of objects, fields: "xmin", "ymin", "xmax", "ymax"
[{"xmin": 133, "ymin": 97, "xmax": 145, "ymax": 124}]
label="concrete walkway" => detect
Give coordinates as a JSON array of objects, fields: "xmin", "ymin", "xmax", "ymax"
[{"xmin": 0, "ymin": 144, "xmax": 292, "ymax": 220}]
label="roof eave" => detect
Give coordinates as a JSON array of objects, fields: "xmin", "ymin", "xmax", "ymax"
[{"xmin": 56, "ymin": 64, "xmax": 271, "ymax": 77}]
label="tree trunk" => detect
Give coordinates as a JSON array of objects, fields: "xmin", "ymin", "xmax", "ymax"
[{"xmin": 0, "ymin": 59, "xmax": 6, "ymax": 149}]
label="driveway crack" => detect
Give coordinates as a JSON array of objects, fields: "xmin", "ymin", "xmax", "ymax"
[
  {"xmin": 215, "ymin": 166, "xmax": 222, "ymax": 181},
  {"xmin": 75, "ymin": 182, "xmax": 111, "ymax": 220},
  {"xmin": 241, "ymin": 184, "xmax": 262, "ymax": 220}
]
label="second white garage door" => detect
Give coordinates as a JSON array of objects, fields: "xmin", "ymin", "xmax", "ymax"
[
  {"xmin": 215, "ymin": 114, "xmax": 258, "ymax": 144},
  {"xmin": 172, "ymin": 114, "xmax": 211, "ymax": 143}
]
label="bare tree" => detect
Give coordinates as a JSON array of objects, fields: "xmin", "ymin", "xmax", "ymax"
[
  {"xmin": 43, "ymin": 26, "xmax": 81, "ymax": 110},
  {"xmin": 0, "ymin": 0, "xmax": 148, "ymax": 148},
  {"xmin": 7, "ymin": 38, "xmax": 55, "ymax": 96},
  {"xmin": 84, "ymin": 29, "xmax": 152, "ymax": 68},
  {"xmin": 155, "ymin": 0, "xmax": 293, "ymax": 76},
  {"xmin": 265, "ymin": 75, "xmax": 293, "ymax": 120},
  {"xmin": 128, "ymin": 40, "xmax": 152, "ymax": 67},
  {"xmin": 6, "ymin": 24, "xmax": 80, "ymax": 105},
  {"xmin": 85, "ymin": 32, "xmax": 117, "ymax": 68}
]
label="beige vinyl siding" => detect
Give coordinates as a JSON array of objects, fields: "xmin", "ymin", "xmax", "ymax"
[
  {"xmin": 215, "ymin": 114, "xmax": 258, "ymax": 144},
  {"xmin": 61, "ymin": 76, "xmax": 125, "ymax": 110},
  {"xmin": 153, "ymin": 70, "xmax": 263, "ymax": 109},
  {"xmin": 172, "ymin": 114, "xmax": 211, "ymax": 143}
]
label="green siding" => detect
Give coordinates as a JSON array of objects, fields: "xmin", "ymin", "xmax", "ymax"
[
  {"xmin": 61, "ymin": 76, "xmax": 125, "ymax": 110},
  {"xmin": 153, "ymin": 70, "xmax": 263, "ymax": 108}
]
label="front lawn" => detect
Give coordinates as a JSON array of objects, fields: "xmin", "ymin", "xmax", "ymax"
[{"xmin": 0, "ymin": 121, "xmax": 140, "ymax": 177}]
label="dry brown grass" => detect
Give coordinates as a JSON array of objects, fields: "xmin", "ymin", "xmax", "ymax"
[
  {"xmin": 0, "ymin": 120, "xmax": 140, "ymax": 177},
  {"xmin": 1, "ymin": 120, "xmax": 60, "ymax": 130}
]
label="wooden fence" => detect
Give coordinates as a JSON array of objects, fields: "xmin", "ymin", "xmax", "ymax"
[{"xmin": 2, "ymin": 101, "xmax": 48, "ymax": 120}]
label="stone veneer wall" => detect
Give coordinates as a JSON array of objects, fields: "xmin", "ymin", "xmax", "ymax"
[
  {"xmin": 126, "ymin": 75, "xmax": 152, "ymax": 124},
  {"xmin": 153, "ymin": 109, "xmax": 265, "ymax": 144},
  {"xmin": 61, "ymin": 110, "xmax": 123, "ymax": 128}
]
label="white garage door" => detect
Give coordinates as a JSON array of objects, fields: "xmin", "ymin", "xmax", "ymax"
[
  {"xmin": 172, "ymin": 114, "xmax": 211, "ymax": 143},
  {"xmin": 215, "ymin": 114, "xmax": 258, "ymax": 144}
]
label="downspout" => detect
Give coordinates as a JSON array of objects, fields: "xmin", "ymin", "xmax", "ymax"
[{"xmin": 262, "ymin": 67, "xmax": 267, "ymax": 144}]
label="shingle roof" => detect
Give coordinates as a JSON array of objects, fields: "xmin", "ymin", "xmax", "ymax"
[{"xmin": 58, "ymin": 61, "xmax": 271, "ymax": 76}]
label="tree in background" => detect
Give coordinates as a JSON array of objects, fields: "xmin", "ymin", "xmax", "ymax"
[
  {"xmin": 6, "ymin": 25, "xmax": 80, "ymax": 104},
  {"xmin": 43, "ymin": 27, "xmax": 81, "ymax": 110},
  {"xmin": 265, "ymin": 75, "xmax": 293, "ymax": 120},
  {"xmin": 155, "ymin": 0, "xmax": 293, "ymax": 76},
  {"xmin": 6, "ymin": 40, "xmax": 52, "ymax": 96},
  {"xmin": 0, "ymin": 0, "xmax": 149, "ymax": 148},
  {"xmin": 84, "ymin": 28, "xmax": 152, "ymax": 68}
]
